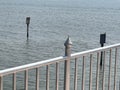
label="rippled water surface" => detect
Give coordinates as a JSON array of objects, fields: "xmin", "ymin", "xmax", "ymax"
[
  {"xmin": 1, "ymin": 1, "xmax": 120, "ymax": 90},
  {"xmin": 0, "ymin": 3, "xmax": 120, "ymax": 69}
]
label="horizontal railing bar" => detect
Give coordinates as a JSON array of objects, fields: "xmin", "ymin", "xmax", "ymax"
[
  {"xmin": 0, "ymin": 56, "xmax": 66, "ymax": 76},
  {"xmin": 71, "ymin": 43, "xmax": 120, "ymax": 58},
  {"xmin": 0, "ymin": 43, "xmax": 120, "ymax": 76}
]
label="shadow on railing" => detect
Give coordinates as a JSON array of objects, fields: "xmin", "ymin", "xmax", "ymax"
[{"xmin": 0, "ymin": 37, "xmax": 120, "ymax": 90}]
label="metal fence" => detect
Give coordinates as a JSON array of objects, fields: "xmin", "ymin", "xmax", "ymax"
[{"xmin": 0, "ymin": 37, "xmax": 120, "ymax": 90}]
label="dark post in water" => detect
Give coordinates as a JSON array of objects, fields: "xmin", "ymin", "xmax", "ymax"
[
  {"xmin": 26, "ymin": 17, "xmax": 30, "ymax": 38},
  {"xmin": 100, "ymin": 33, "xmax": 106, "ymax": 66}
]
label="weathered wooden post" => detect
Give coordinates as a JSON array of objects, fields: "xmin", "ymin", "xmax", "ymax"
[
  {"xmin": 64, "ymin": 36, "xmax": 72, "ymax": 90},
  {"xmin": 100, "ymin": 33, "xmax": 106, "ymax": 66},
  {"xmin": 26, "ymin": 17, "xmax": 30, "ymax": 38}
]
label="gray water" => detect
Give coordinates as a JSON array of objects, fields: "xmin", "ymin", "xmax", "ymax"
[
  {"xmin": 1, "ymin": 1, "xmax": 120, "ymax": 90},
  {"xmin": 0, "ymin": 2, "xmax": 120, "ymax": 70}
]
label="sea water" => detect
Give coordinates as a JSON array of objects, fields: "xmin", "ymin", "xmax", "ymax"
[{"xmin": 0, "ymin": 1, "xmax": 120, "ymax": 90}]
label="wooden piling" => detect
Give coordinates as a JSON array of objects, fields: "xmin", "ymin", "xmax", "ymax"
[{"xmin": 26, "ymin": 17, "xmax": 30, "ymax": 38}]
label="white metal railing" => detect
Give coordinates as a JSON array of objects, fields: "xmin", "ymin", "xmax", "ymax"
[{"xmin": 0, "ymin": 37, "xmax": 120, "ymax": 90}]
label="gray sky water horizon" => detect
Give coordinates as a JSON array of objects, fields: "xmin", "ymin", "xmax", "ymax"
[{"xmin": 0, "ymin": 0, "xmax": 120, "ymax": 9}]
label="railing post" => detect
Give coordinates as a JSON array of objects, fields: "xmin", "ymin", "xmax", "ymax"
[{"xmin": 64, "ymin": 36, "xmax": 72, "ymax": 90}]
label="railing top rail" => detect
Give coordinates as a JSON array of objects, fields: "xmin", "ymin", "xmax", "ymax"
[
  {"xmin": 71, "ymin": 43, "xmax": 120, "ymax": 58},
  {"xmin": 0, "ymin": 56, "xmax": 66, "ymax": 76},
  {"xmin": 0, "ymin": 43, "xmax": 120, "ymax": 76}
]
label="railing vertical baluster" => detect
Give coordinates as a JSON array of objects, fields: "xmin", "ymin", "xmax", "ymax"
[
  {"xmin": 81, "ymin": 56, "xmax": 85, "ymax": 90},
  {"xmin": 96, "ymin": 52, "xmax": 100, "ymax": 90},
  {"xmin": 74, "ymin": 58, "xmax": 78, "ymax": 90},
  {"xmin": 113, "ymin": 48, "xmax": 117, "ymax": 90},
  {"xmin": 108, "ymin": 49, "xmax": 112, "ymax": 90},
  {"xmin": 102, "ymin": 51, "xmax": 106, "ymax": 90},
  {"xmin": 119, "ymin": 79, "xmax": 120, "ymax": 90},
  {"xmin": 0, "ymin": 76, "xmax": 3, "ymax": 90},
  {"xmin": 46, "ymin": 65, "xmax": 50, "ymax": 90},
  {"xmin": 13, "ymin": 73, "xmax": 16, "ymax": 90},
  {"xmin": 25, "ymin": 70, "xmax": 28, "ymax": 90},
  {"xmin": 89, "ymin": 54, "xmax": 93, "ymax": 90},
  {"xmin": 56, "ymin": 63, "xmax": 59, "ymax": 90},
  {"xmin": 36, "ymin": 68, "xmax": 39, "ymax": 90}
]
